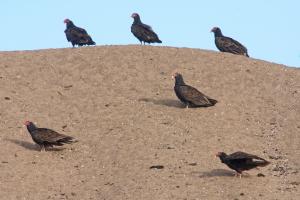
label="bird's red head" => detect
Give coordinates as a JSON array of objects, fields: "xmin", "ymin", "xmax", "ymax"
[
  {"xmin": 64, "ymin": 18, "xmax": 71, "ymax": 24},
  {"xmin": 216, "ymin": 152, "xmax": 222, "ymax": 157},
  {"xmin": 211, "ymin": 27, "xmax": 220, "ymax": 33},
  {"xmin": 131, "ymin": 13, "xmax": 139, "ymax": 18},
  {"xmin": 215, "ymin": 152, "xmax": 226, "ymax": 158},
  {"xmin": 172, "ymin": 72, "xmax": 180, "ymax": 79},
  {"xmin": 24, "ymin": 121, "xmax": 31, "ymax": 126}
]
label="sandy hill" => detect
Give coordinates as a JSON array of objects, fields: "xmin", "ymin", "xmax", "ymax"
[{"xmin": 0, "ymin": 46, "xmax": 299, "ymax": 200}]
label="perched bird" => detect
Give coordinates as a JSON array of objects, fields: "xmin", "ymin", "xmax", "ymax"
[
  {"xmin": 211, "ymin": 27, "xmax": 249, "ymax": 57},
  {"xmin": 172, "ymin": 72, "xmax": 217, "ymax": 108},
  {"xmin": 24, "ymin": 121, "xmax": 76, "ymax": 151},
  {"xmin": 131, "ymin": 13, "xmax": 162, "ymax": 45},
  {"xmin": 64, "ymin": 19, "xmax": 96, "ymax": 47},
  {"xmin": 216, "ymin": 151, "xmax": 270, "ymax": 178}
]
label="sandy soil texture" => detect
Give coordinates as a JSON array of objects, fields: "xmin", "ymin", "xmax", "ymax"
[{"xmin": 0, "ymin": 45, "xmax": 299, "ymax": 200}]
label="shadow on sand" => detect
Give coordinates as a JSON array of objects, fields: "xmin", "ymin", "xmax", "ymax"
[
  {"xmin": 6, "ymin": 139, "xmax": 65, "ymax": 152},
  {"xmin": 139, "ymin": 98, "xmax": 185, "ymax": 108},
  {"xmin": 193, "ymin": 169, "xmax": 236, "ymax": 178}
]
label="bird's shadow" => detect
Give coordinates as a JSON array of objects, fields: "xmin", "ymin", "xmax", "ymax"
[
  {"xmin": 193, "ymin": 169, "xmax": 236, "ymax": 178},
  {"xmin": 138, "ymin": 98, "xmax": 185, "ymax": 108},
  {"xmin": 6, "ymin": 139, "xmax": 64, "ymax": 152}
]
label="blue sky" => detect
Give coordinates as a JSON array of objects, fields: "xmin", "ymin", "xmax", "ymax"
[{"xmin": 1, "ymin": 1, "xmax": 300, "ymax": 67}]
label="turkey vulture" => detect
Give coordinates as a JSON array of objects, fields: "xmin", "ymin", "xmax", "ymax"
[
  {"xmin": 172, "ymin": 72, "xmax": 217, "ymax": 108},
  {"xmin": 211, "ymin": 27, "xmax": 249, "ymax": 57},
  {"xmin": 64, "ymin": 19, "xmax": 96, "ymax": 47},
  {"xmin": 131, "ymin": 13, "xmax": 162, "ymax": 45},
  {"xmin": 24, "ymin": 121, "xmax": 76, "ymax": 151},
  {"xmin": 216, "ymin": 151, "xmax": 270, "ymax": 178}
]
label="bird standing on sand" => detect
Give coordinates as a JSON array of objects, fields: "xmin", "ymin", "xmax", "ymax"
[
  {"xmin": 24, "ymin": 121, "xmax": 76, "ymax": 151},
  {"xmin": 211, "ymin": 27, "xmax": 249, "ymax": 57},
  {"xmin": 131, "ymin": 13, "xmax": 162, "ymax": 45},
  {"xmin": 172, "ymin": 72, "xmax": 217, "ymax": 108},
  {"xmin": 64, "ymin": 19, "xmax": 96, "ymax": 47},
  {"xmin": 216, "ymin": 151, "xmax": 270, "ymax": 178}
]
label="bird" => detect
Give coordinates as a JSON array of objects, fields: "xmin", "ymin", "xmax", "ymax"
[
  {"xmin": 64, "ymin": 18, "xmax": 96, "ymax": 47},
  {"xmin": 172, "ymin": 72, "xmax": 217, "ymax": 108},
  {"xmin": 216, "ymin": 151, "xmax": 270, "ymax": 178},
  {"xmin": 24, "ymin": 121, "xmax": 76, "ymax": 151},
  {"xmin": 211, "ymin": 27, "xmax": 249, "ymax": 57},
  {"xmin": 131, "ymin": 13, "xmax": 162, "ymax": 45}
]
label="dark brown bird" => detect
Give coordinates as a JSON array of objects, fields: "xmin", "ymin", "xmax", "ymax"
[
  {"xmin": 172, "ymin": 72, "xmax": 217, "ymax": 108},
  {"xmin": 211, "ymin": 27, "xmax": 249, "ymax": 57},
  {"xmin": 64, "ymin": 18, "xmax": 96, "ymax": 47},
  {"xmin": 131, "ymin": 13, "xmax": 162, "ymax": 45},
  {"xmin": 216, "ymin": 151, "xmax": 270, "ymax": 178},
  {"xmin": 24, "ymin": 121, "xmax": 76, "ymax": 151}
]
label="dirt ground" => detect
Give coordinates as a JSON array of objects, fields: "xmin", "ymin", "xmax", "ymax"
[{"xmin": 0, "ymin": 45, "xmax": 299, "ymax": 200}]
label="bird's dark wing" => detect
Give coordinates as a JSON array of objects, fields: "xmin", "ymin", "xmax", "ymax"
[
  {"xmin": 227, "ymin": 151, "xmax": 270, "ymax": 169},
  {"xmin": 177, "ymin": 85, "xmax": 212, "ymax": 106},
  {"xmin": 227, "ymin": 151, "xmax": 267, "ymax": 161},
  {"xmin": 140, "ymin": 23, "xmax": 153, "ymax": 31},
  {"xmin": 216, "ymin": 36, "xmax": 248, "ymax": 56},
  {"xmin": 131, "ymin": 24, "xmax": 161, "ymax": 43},
  {"xmin": 32, "ymin": 128, "xmax": 74, "ymax": 143},
  {"xmin": 65, "ymin": 27, "xmax": 94, "ymax": 45}
]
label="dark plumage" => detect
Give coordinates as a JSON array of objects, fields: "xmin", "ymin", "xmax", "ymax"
[
  {"xmin": 211, "ymin": 27, "xmax": 249, "ymax": 57},
  {"xmin": 131, "ymin": 13, "xmax": 162, "ymax": 45},
  {"xmin": 216, "ymin": 151, "xmax": 270, "ymax": 177},
  {"xmin": 24, "ymin": 121, "xmax": 76, "ymax": 151},
  {"xmin": 64, "ymin": 19, "xmax": 95, "ymax": 47},
  {"xmin": 173, "ymin": 72, "xmax": 217, "ymax": 108}
]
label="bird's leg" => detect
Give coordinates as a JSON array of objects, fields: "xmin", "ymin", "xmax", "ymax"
[
  {"xmin": 40, "ymin": 145, "xmax": 45, "ymax": 152},
  {"xmin": 242, "ymin": 172, "xmax": 250, "ymax": 176},
  {"xmin": 234, "ymin": 172, "xmax": 242, "ymax": 178}
]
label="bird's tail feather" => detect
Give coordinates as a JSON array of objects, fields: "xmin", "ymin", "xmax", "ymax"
[
  {"xmin": 254, "ymin": 159, "xmax": 270, "ymax": 167},
  {"xmin": 208, "ymin": 98, "xmax": 218, "ymax": 106}
]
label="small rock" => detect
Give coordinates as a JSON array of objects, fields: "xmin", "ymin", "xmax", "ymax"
[
  {"xmin": 4, "ymin": 97, "xmax": 10, "ymax": 100},
  {"xmin": 64, "ymin": 85, "xmax": 73, "ymax": 89},
  {"xmin": 240, "ymin": 192, "xmax": 244, "ymax": 196},
  {"xmin": 150, "ymin": 165, "xmax": 164, "ymax": 169},
  {"xmin": 188, "ymin": 162, "xmax": 197, "ymax": 166},
  {"xmin": 269, "ymin": 155, "xmax": 282, "ymax": 160},
  {"xmin": 257, "ymin": 173, "xmax": 265, "ymax": 177},
  {"xmin": 62, "ymin": 125, "xmax": 67, "ymax": 129},
  {"xmin": 290, "ymin": 181, "xmax": 300, "ymax": 185}
]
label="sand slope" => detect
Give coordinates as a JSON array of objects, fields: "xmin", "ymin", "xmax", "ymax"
[{"xmin": 0, "ymin": 46, "xmax": 299, "ymax": 200}]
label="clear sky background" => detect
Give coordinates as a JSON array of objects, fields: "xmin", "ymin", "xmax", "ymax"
[{"xmin": 1, "ymin": 1, "xmax": 299, "ymax": 67}]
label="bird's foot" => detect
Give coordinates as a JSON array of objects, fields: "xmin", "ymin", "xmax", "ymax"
[
  {"xmin": 234, "ymin": 172, "xmax": 242, "ymax": 178},
  {"xmin": 40, "ymin": 146, "xmax": 46, "ymax": 152}
]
